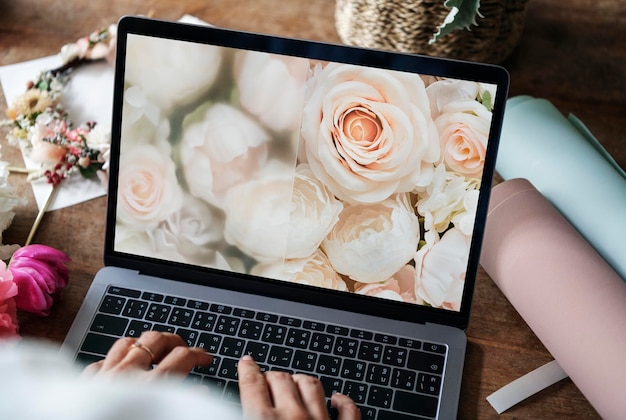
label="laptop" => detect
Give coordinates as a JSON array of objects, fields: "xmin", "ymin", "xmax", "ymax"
[{"xmin": 62, "ymin": 15, "xmax": 509, "ymax": 419}]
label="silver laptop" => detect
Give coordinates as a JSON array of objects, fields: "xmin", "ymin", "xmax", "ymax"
[{"xmin": 63, "ymin": 15, "xmax": 509, "ymax": 419}]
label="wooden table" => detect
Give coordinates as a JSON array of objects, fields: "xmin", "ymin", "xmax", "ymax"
[{"xmin": 1, "ymin": 1, "xmax": 623, "ymax": 418}]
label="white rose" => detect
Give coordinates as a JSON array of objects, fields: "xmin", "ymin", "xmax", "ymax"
[
  {"xmin": 416, "ymin": 164, "xmax": 479, "ymax": 233},
  {"xmin": 286, "ymin": 164, "xmax": 343, "ymax": 258},
  {"xmin": 117, "ymin": 144, "xmax": 183, "ymax": 227},
  {"xmin": 114, "ymin": 225, "xmax": 153, "ymax": 257},
  {"xmin": 146, "ymin": 193, "xmax": 224, "ymax": 266},
  {"xmin": 414, "ymin": 228, "xmax": 469, "ymax": 310},
  {"xmin": 124, "ymin": 35, "xmax": 222, "ymax": 111},
  {"xmin": 180, "ymin": 103, "xmax": 270, "ymax": 208},
  {"xmin": 322, "ymin": 194, "xmax": 420, "ymax": 283},
  {"xmin": 301, "ymin": 63, "xmax": 440, "ymax": 204},
  {"xmin": 222, "ymin": 163, "xmax": 295, "ymax": 262},
  {"xmin": 425, "ymin": 78, "xmax": 480, "ymax": 120},
  {"xmin": 252, "ymin": 249, "xmax": 348, "ymax": 292},
  {"xmin": 235, "ymin": 51, "xmax": 309, "ymax": 132},
  {"xmin": 435, "ymin": 98, "xmax": 491, "ymax": 179}
]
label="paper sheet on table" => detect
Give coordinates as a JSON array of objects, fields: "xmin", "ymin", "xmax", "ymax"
[
  {"xmin": 495, "ymin": 96, "xmax": 626, "ymax": 281},
  {"xmin": 0, "ymin": 56, "xmax": 113, "ymax": 211}
]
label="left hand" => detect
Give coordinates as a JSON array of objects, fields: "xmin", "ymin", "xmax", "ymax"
[{"xmin": 82, "ymin": 331, "xmax": 212, "ymax": 380}]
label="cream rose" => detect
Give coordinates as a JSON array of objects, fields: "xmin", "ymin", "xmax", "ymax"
[
  {"xmin": 414, "ymin": 228, "xmax": 469, "ymax": 311},
  {"xmin": 301, "ymin": 63, "xmax": 440, "ymax": 204},
  {"xmin": 416, "ymin": 164, "xmax": 479, "ymax": 233},
  {"xmin": 124, "ymin": 35, "xmax": 222, "ymax": 111},
  {"xmin": 426, "ymin": 78, "xmax": 480, "ymax": 120},
  {"xmin": 322, "ymin": 193, "xmax": 420, "ymax": 283},
  {"xmin": 252, "ymin": 249, "xmax": 348, "ymax": 292},
  {"xmin": 435, "ymin": 98, "xmax": 491, "ymax": 179},
  {"xmin": 222, "ymin": 163, "xmax": 295, "ymax": 262},
  {"xmin": 117, "ymin": 144, "xmax": 183, "ymax": 227},
  {"xmin": 354, "ymin": 265, "xmax": 419, "ymax": 303},
  {"xmin": 146, "ymin": 193, "xmax": 224, "ymax": 266},
  {"xmin": 235, "ymin": 51, "xmax": 310, "ymax": 132},
  {"xmin": 286, "ymin": 164, "xmax": 343, "ymax": 258},
  {"xmin": 180, "ymin": 103, "xmax": 270, "ymax": 208}
]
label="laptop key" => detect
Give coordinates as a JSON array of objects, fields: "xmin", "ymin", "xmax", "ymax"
[
  {"xmin": 176, "ymin": 328, "xmax": 199, "ymax": 347},
  {"xmin": 122, "ymin": 299, "xmax": 148, "ymax": 319},
  {"xmin": 152, "ymin": 324, "xmax": 175, "ymax": 333},
  {"xmin": 164, "ymin": 295, "xmax": 187, "ymax": 307},
  {"xmin": 187, "ymin": 300, "xmax": 209, "ymax": 311},
  {"xmin": 218, "ymin": 357, "xmax": 239, "ymax": 380},
  {"xmin": 220, "ymin": 337, "xmax": 245, "ymax": 358},
  {"xmin": 407, "ymin": 350, "xmax": 445, "ymax": 375},
  {"xmin": 417, "ymin": 372, "xmax": 442, "ymax": 395},
  {"xmin": 145, "ymin": 303, "xmax": 171, "ymax": 323},
  {"xmin": 365, "ymin": 363, "xmax": 391, "ymax": 386},
  {"xmin": 99, "ymin": 295, "xmax": 126, "ymax": 315},
  {"xmin": 367, "ymin": 385, "xmax": 392, "ymax": 409},
  {"xmin": 108, "ymin": 286, "xmax": 141, "ymax": 298},
  {"xmin": 198, "ymin": 333, "xmax": 222, "ymax": 353},
  {"xmin": 391, "ymin": 368, "xmax": 417, "ymax": 391},
  {"xmin": 320, "ymin": 376, "xmax": 343, "ymax": 397},
  {"xmin": 263, "ymin": 325, "xmax": 287, "ymax": 344},
  {"xmin": 168, "ymin": 307, "xmax": 194, "ymax": 327},
  {"xmin": 341, "ymin": 359, "xmax": 366, "ymax": 381},
  {"xmin": 316, "ymin": 354, "xmax": 341, "ymax": 376},
  {"xmin": 141, "ymin": 292, "xmax": 164, "ymax": 302},
  {"xmin": 310, "ymin": 332, "xmax": 334, "ymax": 352},
  {"xmin": 291, "ymin": 350, "xmax": 317, "ymax": 372},
  {"xmin": 357, "ymin": 405, "xmax": 377, "ymax": 420},
  {"xmin": 80, "ymin": 333, "xmax": 118, "ymax": 355},
  {"xmin": 358, "ymin": 341, "xmax": 383, "ymax": 362},
  {"xmin": 126, "ymin": 320, "xmax": 152, "ymax": 337},
  {"xmin": 343, "ymin": 381, "xmax": 368, "ymax": 404},
  {"xmin": 383, "ymin": 345, "xmax": 408, "ymax": 367},
  {"xmin": 286, "ymin": 328, "xmax": 310, "ymax": 349},
  {"xmin": 192, "ymin": 311, "xmax": 217, "ymax": 331},
  {"xmin": 334, "ymin": 337, "xmax": 358, "ymax": 357},
  {"xmin": 244, "ymin": 341, "xmax": 269, "ymax": 362},
  {"xmin": 76, "ymin": 352, "xmax": 104, "ymax": 367},
  {"xmin": 239, "ymin": 320, "xmax": 263, "ymax": 340},
  {"xmin": 268, "ymin": 346, "xmax": 293, "ymax": 367},
  {"xmin": 392, "ymin": 390, "xmax": 439, "ymax": 418},
  {"xmin": 216, "ymin": 316, "xmax": 240, "ymax": 336},
  {"xmin": 89, "ymin": 313, "xmax": 128, "ymax": 336}
]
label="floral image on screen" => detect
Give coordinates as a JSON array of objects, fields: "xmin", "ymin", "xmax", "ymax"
[{"xmin": 115, "ymin": 34, "xmax": 497, "ymax": 312}]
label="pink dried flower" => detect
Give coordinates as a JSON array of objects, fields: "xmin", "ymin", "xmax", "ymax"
[
  {"xmin": 0, "ymin": 260, "xmax": 19, "ymax": 338},
  {"xmin": 9, "ymin": 244, "xmax": 70, "ymax": 316}
]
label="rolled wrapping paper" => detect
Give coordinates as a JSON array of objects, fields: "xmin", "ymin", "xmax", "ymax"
[
  {"xmin": 496, "ymin": 96, "xmax": 626, "ymax": 281},
  {"xmin": 480, "ymin": 178, "xmax": 626, "ymax": 419}
]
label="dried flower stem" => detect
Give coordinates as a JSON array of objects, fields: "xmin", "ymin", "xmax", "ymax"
[{"xmin": 25, "ymin": 184, "xmax": 58, "ymax": 246}]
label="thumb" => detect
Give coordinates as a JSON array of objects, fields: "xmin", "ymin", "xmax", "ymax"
[{"xmin": 331, "ymin": 393, "xmax": 361, "ymax": 420}]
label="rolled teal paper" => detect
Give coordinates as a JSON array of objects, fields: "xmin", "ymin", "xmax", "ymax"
[{"xmin": 496, "ymin": 96, "xmax": 626, "ymax": 281}]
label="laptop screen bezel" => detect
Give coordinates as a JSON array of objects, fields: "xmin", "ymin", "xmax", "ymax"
[{"xmin": 104, "ymin": 15, "xmax": 509, "ymax": 331}]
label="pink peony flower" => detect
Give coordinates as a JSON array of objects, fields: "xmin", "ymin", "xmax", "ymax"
[
  {"xmin": 0, "ymin": 260, "xmax": 19, "ymax": 338},
  {"xmin": 9, "ymin": 245, "xmax": 70, "ymax": 317}
]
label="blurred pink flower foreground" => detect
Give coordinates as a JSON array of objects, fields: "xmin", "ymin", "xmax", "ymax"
[
  {"xmin": 0, "ymin": 261, "xmax": 19, "ymax": 338},
  {"xmin": 9, "ymin": 245, "xmax": 70, "ymax": 316}
]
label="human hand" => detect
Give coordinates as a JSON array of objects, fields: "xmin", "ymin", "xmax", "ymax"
[
  {"xmin": 82, "ymin": 331, "xmax": 212, "ymax": 380},
  {"xmin": 237, "ymin": 355, "xmax": 361, "ymax": 420}
]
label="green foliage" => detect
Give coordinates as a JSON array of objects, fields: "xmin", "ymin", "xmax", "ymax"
[{"xmin": 430, "ymin": 0, "xmax": 482, "ymax": 44}]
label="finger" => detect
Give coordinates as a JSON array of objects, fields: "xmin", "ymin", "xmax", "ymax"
[
  {"xmin": 237, "ymin": 355, "xmax": 274, "ymax": 419},
  {"xmin": 331, "ymin": 393, "xmax": 361, "ymax": 420},
  {"xmin": 151, "ymin": 346, "xmax": 213, "ymax": 377},
  {"xmin": 81, "ymin": 360, "xmax": 104, "ymax": 377},
  {"xmin": 123, "ymin": 331, "xmax": 187, "ymax": 368},
  {"xmin": 264, "ymin": 370, "xmax": 303, "ymax": 411},
  {"xmin": 292, "ymin": 374, "xmax": 328, "ymax": 420},
  {"xmin": 100, "ymin": 336, "xmax": 139, "ymax": 370}
]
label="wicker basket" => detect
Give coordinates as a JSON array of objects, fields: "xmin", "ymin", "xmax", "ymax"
[{"xmin": 335, "ymin": 0, "xmax": 529, "ymax": 63}]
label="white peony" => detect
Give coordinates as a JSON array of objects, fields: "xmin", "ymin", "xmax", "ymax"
[
  {"xmin": 222, "ymin": 163, "xmax": 295, "ymax": 262},
  {"xmin": 414, "ymin": 228, "xmax": 470, "ymax": 311},
  {"xmin": 322, "ymin": 193, "xmax": 420, "ymax": 283},
  {"xmin": 252, "ymin": 249, "xmax": 348, "ymax": 292},
  {"xmin": 234, "ymin": 50, "xmax": 310, "ymax": 132},
  {"xmin": 124, "ymin": 34, "xmax": 222, "ymax": 111},
  {"xmin": 286, "ymin": 164, "xmax": 344, "ymax": 259},
  {"xmin": 416, "ymin": 164, "xmax": 479, "ymax": 234},
  {"xmin": 354, "ymin": 265, "xmax": 419, "ymax": 303},
  {"xmin": 0, "ymin": 159, "xmax": 25, "ymax": 260},
  {"xmin": 301, "ymin": 63, "xmax": 440, "ymax": 204},
  {"xmin": 180, "ymin": 103, "xmax": 270, "ymax": 209}
]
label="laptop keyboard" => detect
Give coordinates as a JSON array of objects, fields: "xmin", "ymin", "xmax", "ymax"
[{"xmin": 77, "ymin": 285, "xmax": 448, "ymax": 419}]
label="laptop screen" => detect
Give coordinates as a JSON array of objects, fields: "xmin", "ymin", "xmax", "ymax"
[{"xmin": 108, "ymin": 18, "xmax": 508, "ymax": 322}]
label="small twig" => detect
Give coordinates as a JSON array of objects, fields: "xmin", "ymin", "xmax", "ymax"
[
  {"xmin": 8, "ymin": 166, "xmax": 35, "ymax": 174},
  {"xmin": 25, "ymin": 184, "xmax": 59, "ymax": 246}
]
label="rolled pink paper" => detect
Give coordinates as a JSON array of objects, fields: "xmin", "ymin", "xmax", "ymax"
[{"xmin": 480, "ymin": 178, "xmax": 626, "ymax": 419}]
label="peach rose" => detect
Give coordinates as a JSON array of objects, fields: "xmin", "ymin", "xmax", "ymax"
[
  {"xmin": 301, "ymin": 63, "xmax": 440, "ymax": 204},
  {"xmin": 322, "ymin": 194, "xmax": 420, "ymax": 283},
  {"xmin": 435, "ymin": 98, "xmax": 491, "ymax": 179},
  {"xmin": 414, "ymin": 228, "xmax": 469, "ymax": 311},
  {"xmin": 29, "ymin": 119, "xmax": 68, "ymax": 164},
  {"xmin": 117, "ymin": 144, "xmax": 183, "ymax": 227}
]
